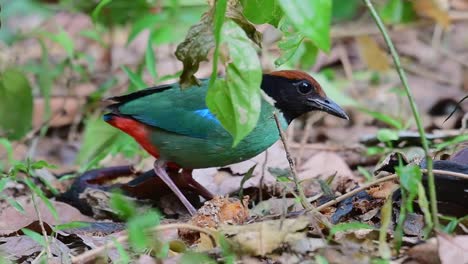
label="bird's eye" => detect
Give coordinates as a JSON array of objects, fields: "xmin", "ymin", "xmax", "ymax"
[{"xmin": 296, "ymin": 82, "xmax": 313, "ymax": 94}]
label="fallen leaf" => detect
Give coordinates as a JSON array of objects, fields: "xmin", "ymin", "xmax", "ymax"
[
  {"xmin": 0, "ymin": 198, "xmax": 92, "ymax": 235},
  {"xmin": 437, "ymin": 233, "xmax": 468, "ymax": 264},
  {"xmin": 221, "ymin": 216, "xmax": 309, "ymax": 256},
  {"xmin": 299, "ymin": 151, "xmax": 358, "ymax": 189},
  {"xmin": 356, "ymin": 35, "xmax": 390, "ymax": 72},
  {"xmin": 407, "ymin": 238, "xmax": 440, "ymax": 264},
  {"xmin": 0, "ymin": 236, "xmax": 70, "ymax": 263}
]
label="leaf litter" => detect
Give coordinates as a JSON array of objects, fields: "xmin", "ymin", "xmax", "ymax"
[{"xmin": 1, "ymin": 2, "xmax": 468, "ymax": 263}]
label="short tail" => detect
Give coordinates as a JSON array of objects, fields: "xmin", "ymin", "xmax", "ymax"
[{"xmin": 103, "ymin": 112, "xmax": 117, "ymax": 123}]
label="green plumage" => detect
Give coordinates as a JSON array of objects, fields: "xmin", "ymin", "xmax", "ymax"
[{"xmin": 114, "ymin": 80, "xmax": 288, "ymax": 168}]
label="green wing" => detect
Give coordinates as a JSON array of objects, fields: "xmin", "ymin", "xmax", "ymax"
[{"xmin": 113, "ymin": 80, "xmax": 228, "ymax": 139}]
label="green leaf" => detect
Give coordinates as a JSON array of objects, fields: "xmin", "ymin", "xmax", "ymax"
[
  {"xmin": 278, "ymin": 0, "xmax": 332, "ymax": 52},
  {"xmin": 332, "ymin": 0, "xmax": 360, "ymax": 21},
  {"xmin": 357, "ymin": 166, "xmax": 373, "ymax": 181},
  {"xmin": 315, "ymin": 255, "xmax": 329, "ymax": 264},
  {"xmin": 358, "ymin": 107, "xmax": 404, "ymax": 129},
  {"xmin": 0, "ymin": 138, "xmax": 14, "ymax": 166},
  {"xmin": 180, "ymin": 252, "xmax": 216, "ymax": 264},
  {"xmin": 0, "ymin": 69, "xmax": 33, "ymax": 140},
  {"xmin": 113, "ymin": 238, "xmax": 130, "ymax": 264},
  {"xmin": 328, "ymin": 222, "xmax": 375, "ymax": 239},
  {"xmin": 145, "ymin": 35, "xmax": 158, "ymax": 82},
  {"xmin": 275, "ymin": 18, "xmax": 305, "ymax": 67},
  {"xmin": 298, "ymin": 41, "xmax": 319, "ymax": 69},
  {"xmin": 5, "ymin": 196, "xmax": 25, "ymax": 214},
  {"xmin": 239, "ymin": 165, "xmax": 256, "ymax": 199},
  {"xmin": 396, "ymin": 165, "xmax": 422, "ymax": 212},
  {"xmin": 380, "ymin": 0, "xmax": 416, "ymax": 24},
  {"xmin": 0, "ymin": 178, "xmax": 9, "ymax": 193},
  {"xmin": 23, "ymin": 178, "xmax": 59, "ymax": 220},
  {"xmin": 417, "ymin": 182, "xmax": 433, "ymax": 237},
  {"xmin": 92, "ymin": 0, "xmax": 113, "ymax": 22},
  {"xmin": 241, "ymin": 0, "xmax": 283, "ymax": 26},
  {"xmin": 208, "ymin": 0, "xmax": 228, "ymax": 91},
  {"xmin": 77, "ymin": 116, "xmax": 120, "ymax": 164},
  {"xmin": 128, "ymin": 15, "xmax": 165, "ymax": 44},
  {"xmin": 21, "ymin": 228, "xmax": 47, "ymax": 247},
  {"xmin": 379, "ymin": 197, "xmax": 392, "ymax": 260},
  {"xmin": 110, "ymin": 192, "xmax": 137, "ymax": 220},
  {"xmin": 376, "ymin": 129, "xmax": 399, "ymax": 143},
  {"xmin": 49, "ymin": 29, "xmax": 74, "ymax": 58},
  {"xmin": 206, "ymin": 21, "xmax": 262, "ymax": 146},
  {"xmin": 122, "ymin": 66, "xmax": 146, "ymax": 90},
  {"xmin": 128, "ymin": 211, "xmax": 161, "ymax": 251},
  {"xmin": 53, "ymin": 221, "xmax": 90, "ymax": 231}
]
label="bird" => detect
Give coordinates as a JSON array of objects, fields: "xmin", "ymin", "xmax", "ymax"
[{"xmin": 103, "ymin": 70, "xmax": 349, "ymax": 215}]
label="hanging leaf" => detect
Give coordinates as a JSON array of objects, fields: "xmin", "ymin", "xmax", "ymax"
[
  {"xmin": 380, "ymin": 0, "xmax": 416, "ymax": 24},
  {"xmin": 275, "ymin": 18, "xmax": 305, "ymax": 67},
  {"xmin": 240, "ymin": 0, "xmax": 283, "ymax": 26},
  {"xmin": 175, "ymin": 0, "xmax": 261, "ymax": 88},
  {"xmin": 0, "ymin": 69, "xmax": 33, "ymax": 140},
  {"xmin": 206, "ymin": 21, "xmax": 262, "ymax": 146},
  {"xmin": 278, "ymin": 0, "xmax": 332, "ymax": 52}
]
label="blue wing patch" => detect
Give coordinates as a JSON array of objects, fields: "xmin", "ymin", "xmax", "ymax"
[{"xmin": 193, "ymin": 109, "xmax": 220, "ymax": 124}]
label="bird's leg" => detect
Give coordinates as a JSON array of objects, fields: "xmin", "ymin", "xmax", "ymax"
[
  {"xmin": 153, "ymin": 160, "xmax": 197, "ymax": 215},
  {"xmin": 181, "ymin": 169, "xmax": 214, "ymax": 200}
]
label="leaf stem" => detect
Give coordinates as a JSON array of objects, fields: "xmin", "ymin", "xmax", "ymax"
[{"xmin": 362, "ymin": 0, "xmax": 439, "ymax": 228}]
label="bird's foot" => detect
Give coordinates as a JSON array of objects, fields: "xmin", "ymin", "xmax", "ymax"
[{"xmin": 153, "ymin": 160, "xmax": 197, "ymax": 215}]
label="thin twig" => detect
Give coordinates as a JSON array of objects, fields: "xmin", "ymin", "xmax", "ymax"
[
  {"xmin": 312, "ymin": 174, "xmax": 398, "ymax": 213},
  {"xmin": 307, "ymin": 168, "xmax": 468, "ymax": 214},
  {"xmin": 273, "ymin": 112, "xmax": 311, "ymax": 211},
  {"xmin": 71, "ymin": 223, "xmax": 218, "ymax": 264},
  {"xmin": 427, "ymin": 169, "xmax": 468, "ymax": 180},
  {"xmin": 363, "ymin": 0, "xmax": 439, "ymax": 228},
  {"xmin": 30, "ymin": 193, "xmax": 52, "ymax": 258}
]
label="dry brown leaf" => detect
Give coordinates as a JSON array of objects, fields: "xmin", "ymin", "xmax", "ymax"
[
  {"xmin": 413, "ymin": 0, "xmax": 451, "ymax": 28},
  {"xmin": 407, "ymin": 238, "xmax": 440, "ymax": 264},
  {"xmin": 451, "ymin": 0, "xmax": 468, "ymax": 10},
  {"xmin": 0, "ymin": 198, "xmax": 92, "ymax": 235},
  {"xmin": 0, "ymin": 236, "xmax": 70, "ymax": 262},
  {"xmin": 221, "ymin": 217, "xmax": 309, "ymax": 256},
  {"xmin": 437, "ymin": 233, "xmax": 468, "ymax": 264},
  {"xmin": 356, "ymin": 35, "xmax": 390, "ymax": 72},
  {"xmin": 299, "ymin": 151, "xmax": 358, "ymax": 188}
]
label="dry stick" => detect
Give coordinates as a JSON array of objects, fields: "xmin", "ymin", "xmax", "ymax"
[
  {"xmin": 310, "ymin": 169, "xmax": 468, "ymax": 213},
  {"xmin": 427, "ymin": 169, "xmax": 468, "ymax": 180},
  {"xmin": 273, "ymin": 113, "xmax": 331, "ymax": 235},
  {"xmin": 273, "ymin": 112, "xmax": 311, "ymax": 211},
  {"xmin": 71, "ymin": 223, "xmax": 217, "ymax": 264},
  {"xmin": 363, "ymin": 0, "xmax": 439, "ymax": 229}
]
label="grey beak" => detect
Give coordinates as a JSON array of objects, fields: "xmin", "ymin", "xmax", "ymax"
[{"xmin": 309, "ymin": 97, "xmax": 349, "ymax": 120}]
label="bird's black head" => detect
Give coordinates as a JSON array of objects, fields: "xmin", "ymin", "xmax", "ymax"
[{"xmin": 261, "ymin": 70, "xmax": 349, "ymax": 123}]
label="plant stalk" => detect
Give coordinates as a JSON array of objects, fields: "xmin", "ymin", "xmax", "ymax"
[{"xmin": 362, "ymin": 0, "xmax": 439, "ymax": 228}]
